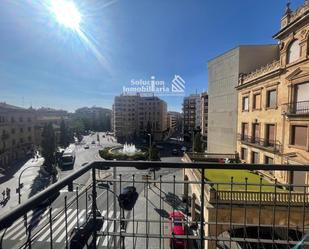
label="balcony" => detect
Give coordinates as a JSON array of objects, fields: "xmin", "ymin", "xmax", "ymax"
[
  {"xmin": 237, "ymin": 133, "xmax": 282, "ymax": 153},
  {"xmin": 0, "ymin": 161, "xmax": 309, "ymax": 249},
  {"xmin": 283, "ymin": 101, "xmax": 309, "ymax": 116}
]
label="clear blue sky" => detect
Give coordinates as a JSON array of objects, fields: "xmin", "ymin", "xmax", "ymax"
[{"xmin": 0, "ymin": 0, "xmax": 305, "ymax": 112}]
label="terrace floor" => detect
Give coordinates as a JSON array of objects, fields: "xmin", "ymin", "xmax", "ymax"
[{"xmin": 204, "ymin": 169, "xmax": 284, "ymax": 191}]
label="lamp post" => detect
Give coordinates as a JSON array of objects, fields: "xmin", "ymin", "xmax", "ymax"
[{"xmin": 17, "ymin": 165, "xmax": 42, "ymax": 204}]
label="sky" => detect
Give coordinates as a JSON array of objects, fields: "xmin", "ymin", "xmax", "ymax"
[{"xmin": 0, "ymin": 0, "xmax": 305, "ymax": 112}]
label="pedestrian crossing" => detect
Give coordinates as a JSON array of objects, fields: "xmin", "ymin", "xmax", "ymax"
[{"xmin": 3, "ymin": 208, "xmax": 122, "ymax": 247}]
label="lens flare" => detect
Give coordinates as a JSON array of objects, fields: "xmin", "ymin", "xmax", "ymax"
[{"xmin": 50, "ymin": 0, "xmax": 81, "ymax": 31}]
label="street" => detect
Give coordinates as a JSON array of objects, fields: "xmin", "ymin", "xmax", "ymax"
[{"xmin": 0, "ymin": 133, "xmax": 193, "ymax": 249}]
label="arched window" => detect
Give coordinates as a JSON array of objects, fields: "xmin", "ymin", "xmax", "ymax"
[{"xmin": 287, "ymin": 40, "xmax": 300, "ymax": 64}]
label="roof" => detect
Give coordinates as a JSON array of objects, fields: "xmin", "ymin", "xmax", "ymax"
[{"xmin": 0, "ymin": 102, "xmax": 26, "ymax": 110}]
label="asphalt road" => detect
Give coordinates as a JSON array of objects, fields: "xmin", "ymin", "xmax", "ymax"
[{"xmin": 1, "ymin": 132, "xmax": 184, "ymax": 249}]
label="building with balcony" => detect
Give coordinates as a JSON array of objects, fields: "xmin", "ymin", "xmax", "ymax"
[
  {"xmin": 0, "ymin": 103, "xmax": 36, "ymax": 169},
  {"xmin": 201, "ymin": 92, "xmax": 209, "ymax": 139},
  {"xmin": 236, "ymin": 1, "xmax": 309, "ymax": 186},
  {"xmin": 207, "ymin": 45, "xmax": 279, "ymax": 154},
  {"xmin": 113, "ymin": 94, "xmax": 167, "ymax": 142}
]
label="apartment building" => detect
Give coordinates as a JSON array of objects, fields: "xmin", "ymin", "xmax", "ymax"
[
  {"xmin": 201, "ymin": 92, "xmax": 209, "ymax": 139},
  {"xmin": 0, "ymin": 103, "xmax": 36, "ymax": 169},
  {"xmin": 166, "ymin": 111, "xmax": 183, "ymax": 133},
  {"xmin": 207, "ymin": 45, "xmax": 279, "ymax": 154},
  {"xmin": 237, "ymin": 1, "xmax": 309, "ymax": 185},
  {"xmin": 113, "ymin": 94, "xmax": 167, "ymax": 142},
  {"xmin": 183, "ymin": 94, "xmax": 201, "ymax": 138}
]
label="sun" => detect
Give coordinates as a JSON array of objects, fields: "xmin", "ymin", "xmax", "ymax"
[{"xmin": 50, "ymin": 0, "xmax": 81, "ymax": 31}]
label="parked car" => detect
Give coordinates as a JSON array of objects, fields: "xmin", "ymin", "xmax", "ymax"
[
  {"xmin": 91, "ymin": 141, "xmax": 95, "ymax": 144},
  {"xmin": 169, "ymin": 211, "xmax": 187, "ymax": 249},
  {"xmin": 84, "ymin": 145, "xmax": 89, "ymax": 149},
  {"xmin": 70, "ymin": 210, "xmax": 103, "ymax": 249}
]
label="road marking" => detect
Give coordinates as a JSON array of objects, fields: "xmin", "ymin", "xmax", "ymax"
[
  {"xmin": 56, "ymin": 209, "xmax": 85, "ymax": 243},
  {"xmin": 38, "ymin": 209, "xmax": 74, "ymax": 241},
  {"xmin": 102, "ymin": 211, "xmax": 120, "ymax": 247},
  {"xmin": 18, "ymin": 209, "xmax": 58, "ymax": 241},
  {"xmin": 96, "ymin": 210, "xmax": 107, "ymax": 246}
]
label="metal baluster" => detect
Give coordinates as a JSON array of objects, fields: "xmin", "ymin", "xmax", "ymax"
[
  {"xmin": 272, "ymin": 179, "xmax": 277, "ymax": 249},
  {"xmin": 258, "ymin": 178, "xmax": 262, "ymax": 246},
  {"xmin": 92, "ymin": 167, "xmax": 97, "ymax": 249},
  {"xmin": 302, "ymin": 185, "xmax": 306, "ymax": 236},
  {"xmin": 172, "ymin": 175, "xmax": 176, "ymax": 249},
  {"xmin": 76, "ymin": 186, "xmax": 79, "ymax": 228},
  {"xmin": 159, "ymin": 175, "xmax": 162, "ymax": 249},
  {"xmin": 287, "ymin": 182, "xmax": 292, "ymax": 249},
  {"xmin": 65, "ymin": 196, "xmax": 68, "ymax": 249},
  {"xmin": 229, "ymin": 177, "xmax": 234, "ymax": 249},
  {"xmin": 86, "ymin": 186, "xmax": 88, "ymax": 217},
  {"xmin": 133, "ymin": 174, "xmax": 135, "ymax": 249},
  {"xmin": 215, "ymin": 182, "xmax": 219, "ymax": 247},
  {"xmin": 49, "ymin": 207, "xmax": 53, "ymax": 249},
  {"xmin": 244, "ymin": 177, "xmax": 248, "ymax": 241},
  {"xmin": 200, "ymin": 168, "xmax": 205, "ymax": 249},
  {"xmin": 146, "ymin": 172, "xmax": 149, "ymax": 249}
]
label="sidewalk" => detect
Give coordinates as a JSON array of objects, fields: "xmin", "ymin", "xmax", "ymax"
[
  {"xmin": 125, "ymin": 169, "xmax": 195, "ymax": 249},
  {"xmin": 0, "ymin": 157, "xmax": 44, "ymax": 216}
]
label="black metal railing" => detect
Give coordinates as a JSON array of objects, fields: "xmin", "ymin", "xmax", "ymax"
[
  {"xmin": 1, "ymin": 161, "xmax": 309, "ymax": 249},
  {"xmin": 284, "ymin": 100, "xmax": 309, "ymax": 115},
  {"xmin": 238, "ymin": 133, "xmax": 282, "ymax": 153}
]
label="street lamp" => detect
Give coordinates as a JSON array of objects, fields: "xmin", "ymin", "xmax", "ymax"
[{"xmin": 17, "ymin": 165, "xmax": 42, "ymax": 204}]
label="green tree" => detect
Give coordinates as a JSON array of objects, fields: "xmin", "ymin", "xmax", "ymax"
[
  {"xmin": 193, "ymin": 131, "xmax": 203, "ymax": 153},
  {"xmin": 59, "ymin": 119, "xmax": 67, "ymax": 147},
  {"xmin": 41, "ymin": 123, "xmax": 56, "ymax": 171}
]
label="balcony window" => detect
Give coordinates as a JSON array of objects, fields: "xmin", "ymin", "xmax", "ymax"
[
  {"xmin": 242, "ymin": 96, "xmax": 249, "ymax": 111},
  {"xmin": 265, "ymin": 124, "xmax": 275, "ymax": 147},
  {"xmin": 287, "ymin": 40, "xmax": 300, "ymax": 64},
  {"xmin": 253, "ymin": 93, "xmax": 261, "ymax": 110},
  {"xmin": 266, "ymin": 89, "xmax": 277, "ymax": 108},
  {"xmin": 241, "ymin": 123, "xmax": 248, "ymax": 140},
  {"xmin": 294, "ymin": 82, "xmax": 309, "ymax": 114},
  {"xmin": 264, "ymin": 156, "xmax": 273, "ymax": 164},
  {"xmin": 252, "ymin": 123, "xmax": 260, "ymax": 143},
  {"xmin": 240, "ymin": 147, "xmax": 247, "ymax": 161},
  {"xmin": 291, "ymin": 125, "xmax": 308, "ymax": 148},
  {"xmin": 251, "ymin": 151, "xmax": 259, "ymax": 164}
]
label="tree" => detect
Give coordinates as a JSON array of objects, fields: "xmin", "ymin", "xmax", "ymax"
[
  {"xmin": 59, "ymin": 119, "xmax": 67, "ymax": 147},
  {"xmin": 41, "ymin": 123, "xmax": 56, "ymax": 171},
  {"xmin": 193, "ymin": 131, "xmax": 203, "ymax": 153}
]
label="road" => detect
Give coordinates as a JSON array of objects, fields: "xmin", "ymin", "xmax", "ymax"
[{"xmin": 1, "ymin": 132, "xmax": 187, "ymax": 249}]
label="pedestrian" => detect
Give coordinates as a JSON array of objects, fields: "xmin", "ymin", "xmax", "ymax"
[
  {"xmin": 2, "ymin": 190, "xmax": 5, "ymax": 201},
  {"xmin": 6, "ymin": 187, "xmax": 10, "ymax": 200}
]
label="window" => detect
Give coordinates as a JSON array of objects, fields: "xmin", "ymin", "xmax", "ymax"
[
  {"xmin": 264, "ymin": 156, "xmax": 273, "ymax": 164},
  {"xmin": 240, "ymin": 147, "xmax": 248, "ymax": 161},
  {"xmin": 266, "ymin": 89, "xmax": 277, "ymax": 108},
  {"xmin": 253, "ymin": 93, "xmax": 261, "ymax": 110},
  {"xmin": 291, "ymin": 125, "xmax": 307, "ymax": 147},
  {"xmin": 20, "ymin": 127, "xmax": 23, "ymax": 133},
  {"xmin": 265, "ymin": 124, "xmax": 275, "ymax": 147},
  {"xmin": 251, "ymin": 151, "xmax": 259, "ymax": 164},
  {"xmin": 287, "ymin": 40, "xmax": 300, "ymax": 64},
  {"xmin": 241, "ymin": 123, "xmax": 248, "ymax": 140},
  {"xmin": 294, "ymin": 82, "xmax": 309, "ymax": 114},
  {"xmin": 242, "ymin": 96, "xmax": 249, "ymax": 111},
  {"xmin": 28, "ymin": 127, "xmax": 31, "ymax": 132},
  {"xmin": 252, "ymin": 123, "xmax": 260, "ymax": 143},
  {"xmin": 11, "ymin": 128, "xmax": 15, "ymax": 134}
]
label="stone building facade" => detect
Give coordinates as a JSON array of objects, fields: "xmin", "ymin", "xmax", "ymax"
[
  {"xmin": 236, "ymin": 1, "xmax": 309, "ymax": 186},
  {"xmin": 0, "ymin": 103, "xmax": 36, "ymax": 169},
  {"xmin": 113, "ymin": 94, "xmax": 167, "ymax": 142}
]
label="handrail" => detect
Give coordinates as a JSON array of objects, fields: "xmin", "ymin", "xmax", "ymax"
[{"xmin": 1, "ymin": 160, "xmax": 309, "ymax": 230}]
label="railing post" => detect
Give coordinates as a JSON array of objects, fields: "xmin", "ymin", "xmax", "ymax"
[
  {"xmin": 200, "ymin": 168, "xmax": 205, "ymax": 249},
  {"xmin": 92, "ymin": 166, "xmax": 97, "ymax": 249}
]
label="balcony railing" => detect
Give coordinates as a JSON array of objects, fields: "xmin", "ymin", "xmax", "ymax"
[
  {"xmin": 1, "ymin": 161, "xmax": 309, "ymax": 249},
  {"xmin": 283, "ymin": 100, "xmax": 309, "ymax": 115},
  {"xmin": 237, "ymin": 133, "xmax": 282, "ymax": 153}
]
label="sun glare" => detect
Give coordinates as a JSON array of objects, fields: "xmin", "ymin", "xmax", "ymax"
[{"xmin": 50, "ymin": 0, "xmax": 81, "ymax": 31}]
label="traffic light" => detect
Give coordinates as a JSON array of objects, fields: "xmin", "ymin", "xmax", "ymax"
[{"xmin": 118, "ymin": 186, "xmax": 138, "ymax": 211}]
